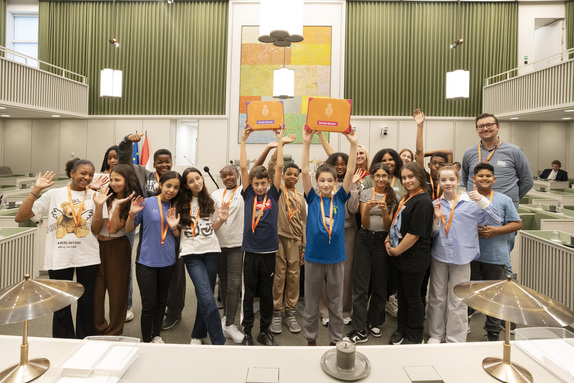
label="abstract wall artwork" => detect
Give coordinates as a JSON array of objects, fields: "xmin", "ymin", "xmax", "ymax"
[{"xmin": 239, "ymin": 26, "xmax": 332, "ymax": 144}]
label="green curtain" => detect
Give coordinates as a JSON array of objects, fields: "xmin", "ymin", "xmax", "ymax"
[
  {"xmin": 39, "ymin": 1, "xmax": 228, "ymax": 115},
  {"xmin": 0, "ymin": 0, "xmax": 6, "ymax": 48},
  {"xmin": 345, "ymin": 2, "xmax": 518, "ymax": 117}
]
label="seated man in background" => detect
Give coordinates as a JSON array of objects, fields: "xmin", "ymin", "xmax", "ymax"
[{"xmin": 539, "ymin": 160, "xmax": 568, "ymax": 181}]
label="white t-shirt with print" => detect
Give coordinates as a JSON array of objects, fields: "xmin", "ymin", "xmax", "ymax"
[
  {"xmin": 211, "ymin": 187, "xmax": 244, "ymax": 248},
  {"xmin": 32, "ymin": 187, "xmax": 107, "ymax": 270},
  {"xmin": 179, "ymin": 197, "xmax": 221, "ymax": 256}
]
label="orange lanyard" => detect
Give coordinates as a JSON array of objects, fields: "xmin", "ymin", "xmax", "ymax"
[
  {"xmin": 372, "ymin": 188, "xmax": 386, "ymax": 202},
  {"xmin": 283, "ymin": 185, "xmax": 299, "ymax": 222},
  {"xmin": 478, "ymin": 139, "xmax": 502, "ymax": 164},
  {"xmin": 392, "ymin": 189, "xmax": 423, "ymax": 226},
  {"xmin": 390, "ymin": 176, "xmax": 396, "ymax": 189},
  {"xmin": 106, "ymin": 202, "xmax": 113, "ymax": 237},
  {"xmin": 440, "ymin": 194, "xmax": 459, "ymax": 237},
  {"xmin": 222, "ymin": 186, "xmax": 240, "ymax": 209},
  {"xmin": 67, "ymin": 186, "xmax": 87, "ymax": 230},
  {"xmin": 489, "ymin": 190, "xmax": 494, "ymax": 202},
  {"xmin": 320, "ymin": 193, "xmax": 334, "ymax": 244},
  {"xmin": 189, "ymin": 201, "xmax": 200, "ymax": 238},
  {"xmin": 429, "ymin": 177, "xmax": 441, "ymax": 200},
  {"xmin": 252, "ymin": 193, "xmax": 268, "ymax": 233},
  {"xmin": 156, "ymin": 196, "xmax": 171, "ymax": 247}
]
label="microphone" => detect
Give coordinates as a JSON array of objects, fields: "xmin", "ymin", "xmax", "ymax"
[{"xmin": 203, "ymin": 166, "xmax": 220, "ymax": 189}]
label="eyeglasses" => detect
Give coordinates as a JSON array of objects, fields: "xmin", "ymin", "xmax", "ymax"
[
  {"xmin": 430, "ymin": 160, "xmax": 446, "ymax": 167},
  {"xmin": 476, "ymin": 122, "xmax": 498, "ymax": 131},
  {"xmin": 373, "ymin": 174, "xmax": 389, "ymax": 180}
]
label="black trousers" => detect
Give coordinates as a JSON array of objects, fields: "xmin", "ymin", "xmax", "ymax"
[
  {"xmin": 165, "ymin": 256, "xmax": 186, "ymax": 320},
  {"xmin": 391, "ymin": 263, "xmax": 426, "ymax": 343},
  {"xmin": 242, "ymin": 251, "xmax": 275, "ymax": 334},
  {"xmin": 136, "ymin": 262, "xmax": 175, "ymax": 342},
  {"xmin": 49, "ymin": 264, "xmax": 99, "ymax": 339},
  {"xmin": 352, "ymin": 228, "xmax": 389, "ymax": 331}
]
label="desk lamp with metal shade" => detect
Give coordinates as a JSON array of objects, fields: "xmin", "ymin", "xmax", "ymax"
[
  {"xmin": 0, "ymin": 274, "xmax": 84, "ymax": 383},
  {"xmin": 454, "ymin": 275, "xmax": 574, "ymax": 383}
]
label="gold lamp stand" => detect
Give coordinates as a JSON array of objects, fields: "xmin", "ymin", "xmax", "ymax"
[
  {"xmin": 481, "ymin": 321, "xmax": 532, "ymax": 383},
  {"xmin": 0, "ymin": 321, "xmax": 49, "ymax": 383}
]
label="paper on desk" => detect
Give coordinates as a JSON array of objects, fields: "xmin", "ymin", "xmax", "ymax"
[
  {"xmin": 246, "ymin": 367, "xmax": 279, "ymax": 383},
  {"xmin": 403, "ymin": 366, "xmax": 443, "ymax": 383},
  {"xmin": 57, "ymin": 375, "xmax": 119, "ymax": 383},
  {"xmin": 94, "ymin": 346, "xmax": 138, "ymax": 376},
  {"xmin": 61, "ymin": 342, "xmax": 111, "ymax": 377}
]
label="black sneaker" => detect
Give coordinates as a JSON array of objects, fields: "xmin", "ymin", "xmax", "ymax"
[
  {"xmin": 390, "ymin": 330, "xmax": 404, "ymax": 345},
  {"xmin": 344, "ymin": 329, "xmax": 368, "ymax": 344},
  {"xmin": 402, "ymin": 338, "xmax": 423, "ymax": 345},
  {"xmin": 242, "ymin": 334, "xmax": 254, "ymax": 346},
  {"xmin": 161, "ymin": 316, "xmax": 180, "ymax": 331},
  {"xmin": 257, "ymin": 330, "xmax": 278, "ymax": 346},
  {"xmin": 486, "ymin": 332, "xmax": 499, "ymax": 341}
]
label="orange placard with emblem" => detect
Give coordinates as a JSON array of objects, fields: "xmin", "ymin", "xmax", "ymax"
[
  {"xmin": 305, "ymin": 97, "xmax": 353, "ymax": 133},
  {"xmin": 246, "ymin": 101, "xmax": 285, "ymax": 130}
]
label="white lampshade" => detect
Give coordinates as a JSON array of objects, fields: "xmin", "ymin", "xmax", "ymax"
[
  {"xmin": 259, "ymin": 0, "xmax": 304, "ymax": 46},
  {"xmin": 446, "ymin": 70, "xmax": 470, "ymax": 99},
  {"xmin": 273, "ymin": 67, "xmax": 295, "ymax": 99},
  {"xmin": 100, "ymin": 68, "xmax": 123, "ymax": 98}
]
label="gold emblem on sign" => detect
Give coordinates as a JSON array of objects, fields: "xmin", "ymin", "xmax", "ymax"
[
  {"xmin": 325, "ymin": 103, "xmax": 334, "ymax": 118},
  {"xmin": 262, "ymin": 105, "xmax": 269, "ymax": 117}
]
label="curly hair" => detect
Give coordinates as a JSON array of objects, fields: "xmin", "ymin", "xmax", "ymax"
[
  {"xmin": 179, "ymin": 167, "xmax": 215, "ymax": 225},
  {"xmin": 100, "ymin": 145, "xmax": 120, "ymax": 172},
  {"xmin": 325, "ymin": 152, "xmax": 349, "ymax": 181},
  {"xmin": 65, "ymin": 158, "xmax": 94, "ymax": 178},
  {"xmin": 371, "ymin": 149, "xmax": 403, "ymax": 179}
]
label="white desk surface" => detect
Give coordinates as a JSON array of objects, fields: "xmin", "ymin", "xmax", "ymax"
[{"xmin": 0, "ymin": 335, "xmax": 563, "ymax": 382}]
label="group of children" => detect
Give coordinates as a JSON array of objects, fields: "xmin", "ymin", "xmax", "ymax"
[{"xmin": 15, "ymin": 109, "xmax": 521, "ymax": 347}]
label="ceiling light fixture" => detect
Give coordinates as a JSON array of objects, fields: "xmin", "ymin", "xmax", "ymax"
[
  {"xmin": 562, "ymin": 117, "xmax": 572, "ymax": 120},
  {"xmin": 0, "ymin": 107, "xmax": 5, "ymax": 110},
  {"xmin": 259, "ymin": 0, "xmax": 304, "ymax": 47},
  {"xmin": 565, "ymin": 109, "xmax": 574, "ymax": 112},
  {"xmin": 273, "ymin": 47, "xmax": 294, "ymax": 99},
  {"xmin": 1, "ymin": 115, "xmax": 10, "ymax": 117},
  {"xmin": 51, "ymin": 115, "xmax": 61, "ymax": 118},
  {"xmin": 167, "ymin": 0, "xmax": 174, "ymax": 4},
  {"xmin": 109, "ymin": 38, "xmax": 119, "ymax": 48},
  {"xmin": 509, "ymin": 117, "xmax": 519, "ymax": 120},
  {"xmin": 100, "ymin": 0, "xmax": 122, "ymax": 98},
  {"xmin": 446, "ymin": 0, "xmax": 469, "ymax": 100}
]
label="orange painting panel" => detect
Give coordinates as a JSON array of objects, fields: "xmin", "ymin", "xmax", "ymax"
[
  {"xmin": 241, "ymin": 44, "xmax": 292, "ymax": 65},
  {"xmin": 240, "ymin": 96, "xmax": 261, "ymax": 114}
]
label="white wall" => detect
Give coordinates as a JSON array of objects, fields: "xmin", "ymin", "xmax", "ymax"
[
  {"xmin": 533, "ymin": 19, "xmax": 564, "ymax": 70},
  {"xmin": 518, "ymin": 2, "xmax": 565, "ymax": 75}
]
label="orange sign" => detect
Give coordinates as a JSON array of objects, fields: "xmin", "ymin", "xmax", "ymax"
[
  {"xmin": 305, "ymin": 97, "xmax": 352, "ymax": 133},
  {"xmin": 246, "ymin": 101, "xmax": 285, "ymax": 130}
]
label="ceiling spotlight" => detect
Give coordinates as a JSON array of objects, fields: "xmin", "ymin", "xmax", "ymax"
[
  {"xmin": 167, "ymin": 0, "xmax": 174, "ymax": 4},
  {"xmin": 109, "ymin": 38, "xmax": 119, "ymax": 48},
  {"xmin": 450, "ymin": 38, "xmax": 464, "ymax": 49}
]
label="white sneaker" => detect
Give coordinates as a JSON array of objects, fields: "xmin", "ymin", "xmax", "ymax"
[
  {"xmin": 221, "ymin": 316, "xmax": 226, "ymax": 326},
  {"xmin": 343, "ymin": 317, "xmax": 352, "ymax": 325},
  {"xmin": 190, "ymin": 338, "xmax": 202, "ymax": 345},
  {"xmin": 321, "ymin": 317, "xmax": 329, "ymax": 326},
  {"xmin": 125, "ymin": 308, "xmax": 134, "ymax": 322},
  {"xmin": 385, "ymin": 295, "xmax": 398, "ymax": 318},
  {"xmin": 427, "ymin": 337, "xmax": 441, "ymax": 344},
  {"xmin": 223, "ymin": 324, "xmax": 245, "ymax": 344},
  {"xmin": 152, "ymin": 336, "xmax": 165, "ymax": 344}
]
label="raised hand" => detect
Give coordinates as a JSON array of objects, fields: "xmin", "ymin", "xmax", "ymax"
[
  {"xmin": 94, "ymin": 186, "xmax": 112, "ymax": 206},
  {"xmin": 166, "ymin": 207, "xmax": 180, "ymax": 229},
  {"xmin": 129, "ymin": 196, "xmax": 146, "ymax": 215},
  {"xmin": 413, "ymin": 109, "xmax": 425, "ymax": 125},
  {"xmin": 35, "ymin": 171, "xmax": 56, "ymax": 190},
  {"xmin": 241, "ymin": 123, "xmax": 253, "ymax": 142},
  {"xmin": 469, "ymin": 185, "xmax": 482, "ymax": 202},
  {"xmin": 115, "ymin": 191, "xmax": 135, "ymax": 206},
  {"xmin": 303, "ymin": 129, "xmax": 316, "ymax": 144},
  {"xmin": 433, "ymin": 201, "xmax": 443, "ymax": 219},
  {"xmin": 343, "ymin": 128, "xmax": 358, "ymax": 144},
  {"xmin": 127, "ymin": 133, "xmax": 144, "ymax": 142},
  {"xmin": 352, "ymin": 169, "xmax": 364, "ymax": 184},
  {"xmin": 217, "ymin": 204, "xmax": 229, "ymax": 222},
  {"xmin": 274, "ymin": 125, "xmax": 286, "ymax": 141},
  {"xmin": 91, "ymin": 175, "xmax": 109, "ymax": 190}
]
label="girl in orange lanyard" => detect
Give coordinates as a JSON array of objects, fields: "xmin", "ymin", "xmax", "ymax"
[
  {"xmin": 385, "ymin": 162, "xmax": 434, "ymax": 345},
  {"xmin": 125, "ymin": 171, "xmax": 182, "ymax": 343},
  {"xmin": 15, "ymin": 158, "xmax": 110, "ymax": 339},
  {"xmin": 426, "ymin": 166, "xmax": 500, "ymax": 344},
  {"xmin": 94, "ymin": 164, "xmax": 142, "ymax": 336},
  {"xmin": 177, "ymin": 167, "xmax": 229, "ymax": 345},
  {"xmin": 345, "ymin": 162, "xmax": 397, "ymax": 344}
]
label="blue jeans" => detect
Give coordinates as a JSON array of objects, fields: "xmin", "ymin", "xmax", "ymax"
[{"xmin": 182, "ymin": 253, "xmax": 225, "ymax": 345}]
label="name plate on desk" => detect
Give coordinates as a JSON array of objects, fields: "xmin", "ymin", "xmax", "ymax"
[
  {"xmin": 246, "ymin": 101, "xmax": 285, "ymax": 131},
  {"xmin": 305, "ymin": 97, "xmax": 352, "ymax": 133}
]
